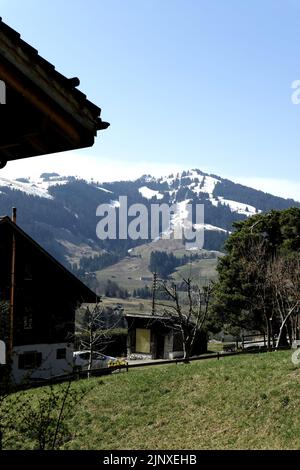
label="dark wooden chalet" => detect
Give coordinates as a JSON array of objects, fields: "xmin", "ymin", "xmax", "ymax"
[
  {"xmin": 0, "ymin": 17, "xmax": 109, "ymax": 168},
  {"xmin": 126, "ymin": 312, "xmax": 207, "ymax": 360},
  {"xmin": 0, "ymin": 213, "xmax": 98, "ymax": 383}
]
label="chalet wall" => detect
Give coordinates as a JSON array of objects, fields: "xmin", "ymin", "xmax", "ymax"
[
  {"xmin": 0, "ymin": 221, "xmax": 94, "ymax": 351},
  {"xmin": 12, "ymin": 342, "xmax": 73, "ymax": 383}
]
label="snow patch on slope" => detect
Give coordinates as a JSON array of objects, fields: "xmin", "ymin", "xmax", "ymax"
[
  {"xmin": 0, "ymin": 177, "xmax": 54, "ymax": 200},
  {"xmin": 190, "ymin": 175, "xmax": 220, "ymax": 196},
  {"xmin": 160, "ymin": 170, "xmax": 220, "ymax": 198},
  {"xmin": 139, "ymin": 186, "xmax": 164, "ymax": 200},
  {"xmin": 97, "ymin": 186, "xmax": 113, "ymax": 194},
  {"xmin": 165, "ymin": 199, "xmax": 229, "ymax": 238},
  {"xmin": 211, "ymin": 196, "xmax": 260, "ymax": 216},
  {"xmin": 194, "ymin": 223, "xmax": 230, "ymax": 233},
  {"xmin": 36, "ymin": 179, "xmax": 70, "ymax": 190}
]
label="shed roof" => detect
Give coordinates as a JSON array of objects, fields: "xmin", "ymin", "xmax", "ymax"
[{"xmin": 125, "ymin": 312, "xmax": 168, "ymax": 320}]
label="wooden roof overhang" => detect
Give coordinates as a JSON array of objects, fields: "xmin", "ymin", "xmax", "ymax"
[
  {"xmin": 0, "ymin": 17, "xmax": 109, "ymax": 168},
  {"xmin": 0, "ymin": 215, "xmax": 100, "ymax": 303},
  {"xmin": 125, "ymin": 312, "xmax": 176, "ymax": 329}
]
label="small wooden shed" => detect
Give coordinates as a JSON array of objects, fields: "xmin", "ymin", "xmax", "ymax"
[{"xmin": 125, "ymin": 312, "xmax": 207, "ymax": 360}]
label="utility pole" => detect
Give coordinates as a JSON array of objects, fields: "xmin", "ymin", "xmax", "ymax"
[
  {"xmin": 152, "ymin": 271, "xmax": 157, "ymax": 316},
  {"xmin": 7, "ymin": 207, "xmax": 17, "ymax": 372}
]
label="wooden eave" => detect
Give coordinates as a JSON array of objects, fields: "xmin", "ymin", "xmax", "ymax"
[{"xmin": 0, "ymin": 17, "xmax": 109, "ymax": 165}]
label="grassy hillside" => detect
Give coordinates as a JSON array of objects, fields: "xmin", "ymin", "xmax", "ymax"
[
  {"xmin": 96, "ymin": 254, "xmax": 152, "ymax": 291},
  {"xmin": 96, "ymin": 240, "xmax": 221, "ymax": 292},
  {"xmin": 102, "ymin": 296, "xmax": 154, "ymax": 314},
  {"xmin": 3, "ymin": 350, "xmax": 300, "ymax": 450},
  {"xmin": 172, "ymin": 258, "xmax": 219, "ymax": 284}
]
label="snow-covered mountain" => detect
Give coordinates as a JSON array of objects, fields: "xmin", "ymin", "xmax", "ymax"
[
  {"xmin": 0, "ymin": 173, "xmax": 76, "ymax": 198},
  {"xmin": 0, "ymin": 169, "xmax": 298, "ymax": 270}
]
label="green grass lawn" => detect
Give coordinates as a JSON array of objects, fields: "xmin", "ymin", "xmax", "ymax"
[
  {"xmin": 3, "ymin": 350, "xmax": 300, "ymax": 450},
  {"xmin": 172, "ymin": 258, "xmax": 219, "ymax": 285}
]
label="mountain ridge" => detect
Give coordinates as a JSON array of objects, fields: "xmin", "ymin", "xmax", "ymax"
[{"xmin": 0, "ymin": 168, "xmax": 298, "ymax": 274}]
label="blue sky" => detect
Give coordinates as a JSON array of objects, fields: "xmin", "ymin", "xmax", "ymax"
[{"xmin": 2, "ymin": 0, "xmax": 300, "ymax": 199}]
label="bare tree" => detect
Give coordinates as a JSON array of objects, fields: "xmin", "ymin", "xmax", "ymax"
[
  {"xmin": 76, "ymin": 301, "xmax": 121, "ymax": 377},
  {"xmin": 241, "ymin": 235, "xmax": 274, "ymax": 350},
  {"xmin": 267, "ymin": 255, "xmax": 300, "ymax": 349},
  {"xmin": 238, "ymin": 235, "xmax": 300, "ymax": 350},
  {"xmin": 157, "ymin": 278, "xmax": 213, "ymax": 363},
  {"xmin": 0, "ymin": 377, "xmax": 93, "ymax": 450},
  {"xmin": 17, "ymin": 380, "xmax": 91, "ymax": 450}
]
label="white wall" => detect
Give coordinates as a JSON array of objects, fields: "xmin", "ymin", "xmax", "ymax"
[
  {"xmin": 164, "ymin": 332, "xmax": 173, "ymax": 359},
  {"xmin": 12, "ymin": 342, "xmax": 74, "ymax": 384},
  {"xmin": 0, "ymin": 340, "xmax": 5, "ymax": 364},
  {"xmin": 164, "ymin": 332, "xmax": 184, "ymax": 359},
  {"xmin": 168, "ymin": 350, "xmax": 184, "ymax": 359}
]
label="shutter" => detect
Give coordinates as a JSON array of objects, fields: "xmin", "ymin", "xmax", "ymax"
[{"xmin": 18, "ymin": 354, "xmax": 25, "ymax": 369}]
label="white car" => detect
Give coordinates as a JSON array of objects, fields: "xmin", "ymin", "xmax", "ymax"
[{"xmin": 73, "ymin": 350, "xmax": 117, "ymax": 371}]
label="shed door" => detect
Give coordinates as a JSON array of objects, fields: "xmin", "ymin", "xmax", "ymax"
[{"xmin": 135, "ymin": 328, "xmax": 151, "ymax": 353}]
